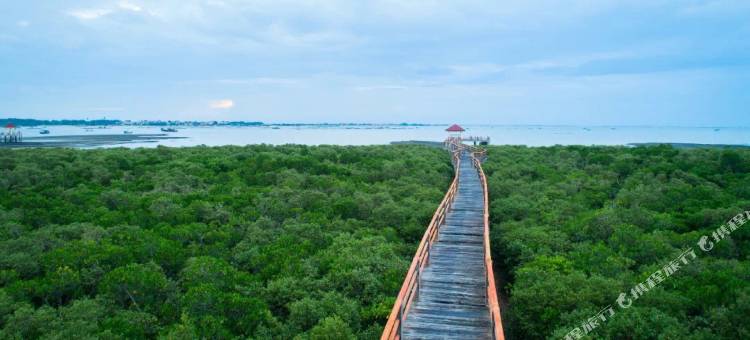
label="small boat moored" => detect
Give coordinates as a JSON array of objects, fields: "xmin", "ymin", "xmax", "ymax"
[
  {"xmin": 161, "ymin": 127, "xmax": 178, "ymax": 132},
  {"xmin": 39, "ymin": 129, "xmax": 50, "ymax": 135}
]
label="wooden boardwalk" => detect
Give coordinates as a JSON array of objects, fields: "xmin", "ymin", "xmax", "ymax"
[
  {"xmin": 382, "ymin": 141, "xmax": 503, "ymax": 340},
  {"xmin": 400, "ymin": 151, "xmax": 492, "ymax": 339}
]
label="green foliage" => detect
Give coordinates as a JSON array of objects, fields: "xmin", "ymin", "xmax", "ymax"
[
  {"xmin": 99, "ymin": 262, "xmax": 172, "ymax": 315},
  {"xmin": 486, "ymin": 145, "xmax": 750, "ymax": 339},
  {"xmin": 13, "ymin": 143, "xmax": 744, "ymax": 338},
  {"xmin": 102, "ymin": 310, "xmax": 160, "ymax": 338},
  {"xmin": 308, "ymin": 316, "xmax": 356, "ymax": 340},
  {"xmin": 0, "ymin": 144, "xmax": 451, "ymax": 338}
]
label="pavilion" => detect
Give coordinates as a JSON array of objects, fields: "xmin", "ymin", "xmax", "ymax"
[{"xmin": 2, "ymin": 123, "xmax": 22, "ymax": 143}]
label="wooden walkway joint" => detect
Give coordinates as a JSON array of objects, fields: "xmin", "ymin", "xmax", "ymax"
[{"xmin": 382, "ymin": 140, "xmax": 504, "ymax": 340}]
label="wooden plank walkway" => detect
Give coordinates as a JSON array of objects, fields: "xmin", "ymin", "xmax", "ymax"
[{"xmin": 401, "ymin": 151, "xmax": 492, "ymax": 339}]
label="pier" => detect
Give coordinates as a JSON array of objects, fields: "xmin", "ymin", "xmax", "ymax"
[
  {"xmin": 462, "ymin": 135, "xmax": 490, "ymax": 145},
  {"xmin": 382, "ymin": 134, "xmax": 504, "ymax": 339}
]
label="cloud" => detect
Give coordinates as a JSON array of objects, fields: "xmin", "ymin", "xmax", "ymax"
[
  {"xmin": 210, "ymin": 99, "xmax": 234, "ymax": 109},
  {"xmin": 67, "ymin": 9, "xmax": 113, "ymax": 20},
  {"xmin": 679, "ymin": 0, "xmax": 750, "ymax": 16},
  {"xmin": 9, "ymin": 1, "xmax": 748, "ymax": 125},
  {"xmin": 439, "ymin": 47, "xmax": 687, "ymax": 84},
  {"xmin": 85, "ymin": 107, "xmax": 126, "ymax": 112},
  {"xmin": 216, "ymin": 77, "xmax": 301, "ymax": 86},
  {"xmin": 260, "ymin": 23, "xmax": 359, "ymax": 49},
  {"xmin": 118, "ymin": 1, "xmax": 143, "ymax": 12},
  {"xmin": 354, "ymin": 85, "xmax": 409, "ymax": 91},
  {"xmin": 67, "ymin": 2, "xmax": 150, "ymax": 21}
]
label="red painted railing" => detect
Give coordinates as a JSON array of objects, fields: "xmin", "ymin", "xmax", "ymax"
[{"xmin": 472, "ymin": 151, "xmax": 505, "ymax": 340}]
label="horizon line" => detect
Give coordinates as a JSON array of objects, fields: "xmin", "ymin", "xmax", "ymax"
[{"xmin": 2, "ymin": 117, "xmax": 749, "ymax": 129}]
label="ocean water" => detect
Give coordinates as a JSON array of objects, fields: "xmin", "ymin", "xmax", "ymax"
[{"xmin": 15, "ymin": 125, "xmax": 750, "ymax": 148}]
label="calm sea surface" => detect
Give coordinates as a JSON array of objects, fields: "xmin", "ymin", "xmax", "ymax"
[{"xmin": 16, "ymin": 125, "xmax": 750, "ymax": 148}]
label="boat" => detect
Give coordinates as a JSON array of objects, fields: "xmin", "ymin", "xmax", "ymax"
[
  {"xmin": 161, "ymin": 127, "xmax": 178, "ymax": 132},
  {"xmin": 123, "ymin": 130, "xmax": 134, "ymax": 134},
  {"xmin": 39, "ymin": 129, "xmax": 50, "ymax": 135}
]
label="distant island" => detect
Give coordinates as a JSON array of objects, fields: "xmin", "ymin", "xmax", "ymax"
[
  {"xmin": 0, "ymin": 118, "xmax": 263, "ymax": 127},
  {"xmin": 0, "ymin": 118, "xmax": 436, "ymax": 128}
]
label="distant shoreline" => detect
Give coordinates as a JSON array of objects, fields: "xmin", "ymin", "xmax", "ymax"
[
  {"xmin": 4, "ymin": 118, "xmax": 749, "ymax": 129},
  {"xmin": 1, "ymin": 118, "xmax": 437, "ymax": 128},
  {"xmin": 4, "ymin": 137, "xmax": 749, "ymax": 149}
]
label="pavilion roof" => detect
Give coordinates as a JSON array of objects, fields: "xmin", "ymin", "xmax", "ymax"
[{"xmin": 445, "ymin": 124, "xmax": 465, "ymax": 132}]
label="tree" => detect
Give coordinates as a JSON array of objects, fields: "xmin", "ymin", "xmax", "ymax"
[
  {"xmin": 102, "ymin": 310, "xmax": 160, "ymax": 339},
  {"xmin": 179, "ymin": 256, "xmax": 238, "ymax": 291},
  {"xmin": 99, "ymin": 262, "xmax": 171, "ymax": 315},
  {"xmin": 309, "ymin": 316, "xmax": 355, "ymax": 340}
]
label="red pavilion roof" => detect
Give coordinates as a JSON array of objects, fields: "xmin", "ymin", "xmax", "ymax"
[
  {"xmin": 445, "ymin": 124, "xmax": 465, "ymax": 132},
  {"xmin": 5, "ymin": 123, "xmax": 15, "ymax": 129}
]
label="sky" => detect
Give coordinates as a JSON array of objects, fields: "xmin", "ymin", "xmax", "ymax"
[{"xmin": 1, "ymin": 1, "xmax": 749, "ymax": 125}]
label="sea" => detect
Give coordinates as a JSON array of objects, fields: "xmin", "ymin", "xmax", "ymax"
[{"xmin": 14, "ymin": 125, "xmax": 750, "ymax": 148}]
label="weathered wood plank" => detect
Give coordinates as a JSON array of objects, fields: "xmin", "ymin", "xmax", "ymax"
[{"xmin": 401, "ymin": 152, "xmax": 492, "ymax": 339}]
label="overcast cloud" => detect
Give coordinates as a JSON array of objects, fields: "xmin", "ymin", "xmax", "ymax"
[{"xmin": 1, "ymin": 1, "xmax": 748, "ymax": 125}]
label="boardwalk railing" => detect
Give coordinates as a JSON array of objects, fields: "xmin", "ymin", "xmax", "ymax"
[
  {"xmin": 381, "ymin": 139, "xmax": 505, "ymax": 340},
  {"xmin": 381, "ymin": 140, "xmax": 462, "ymax": 340},
  {"xmin": 472, "ymin": 151, "xmax": 505, "ymax": 340}
]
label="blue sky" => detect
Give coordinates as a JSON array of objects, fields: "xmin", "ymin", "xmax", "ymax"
[{"xmin": 1, "ymin": 1, "xmax": 749, "ymax": 125}]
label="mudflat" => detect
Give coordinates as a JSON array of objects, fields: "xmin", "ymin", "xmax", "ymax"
[{"xmin": 0, "ymin": 134, "xmax": 187, "ymax": 148}]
